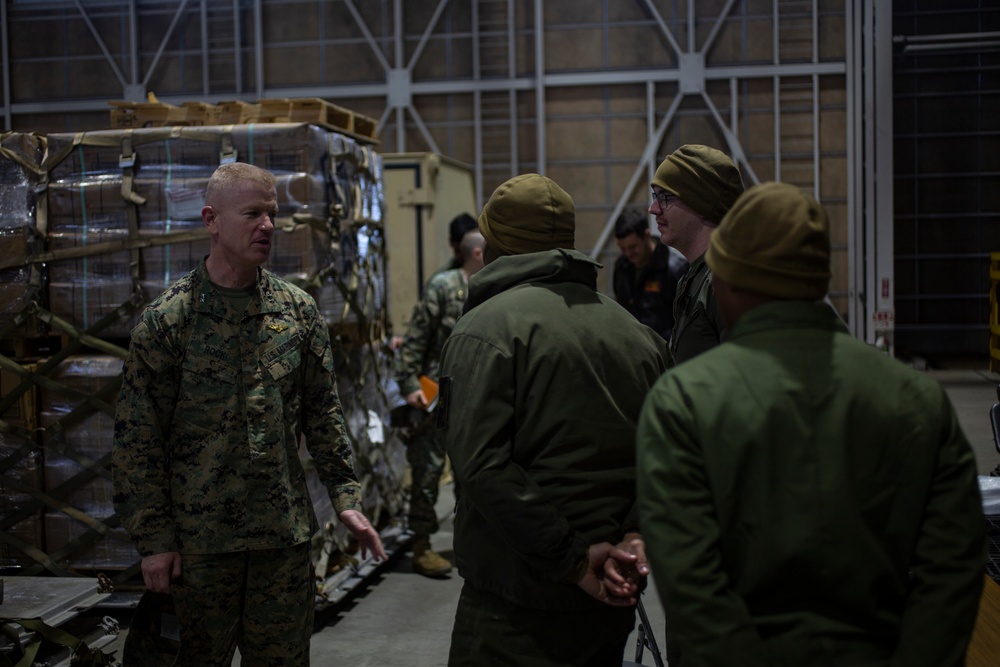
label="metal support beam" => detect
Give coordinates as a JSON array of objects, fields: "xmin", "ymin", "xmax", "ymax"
[
  {"xmin": 407, "ymin": 0, "xmax": 451, "ymax": 71},
  {"xmin": 848, "ymin": 0, "xmax": 894, "ymax": 344},
  {"xmin": 873, "ymin": 1, "xmax": 895, "ymax": 346},
  {"xmin": 590, "ymin": 92, "xmax": 685, "ymax": 259},
  {"xmin": 2, "ymin": 0, "xmax": 11, "ymax": 130},
  {"xmin": 142, "ymin": 0, "xmax": 193, "ymax": 89},
  {"xmin": 534, "ymin": 0, "xmax": 545, "ymax": 174},
  {"xmin": 73, "ymin": 0, "xmax": 128, "ymax": 88},
  {"xmin": 200, "ymin": 0, "xmax": 209, "ymax": 96},
  {"xmin": 233, "ymin": 0, "xmax": 243, "ymax": 94},
  {"xmin": 407, "ymin": 104, "xmax": 442, "ymax": 155},
  {"xmin": 641, "ymin": 0, "xmax": 682, "ymax": 58},
  {"xmin": 253, "ymin": 0, "xmax": 264, "ymax": 99},
  {"xmin": 129, "ymin": 0, "xmax": 139, "ymax": 84},
  {"xmin": 507, "ymin": 0, "xmax": 518, "ymax": 183},
  {"xmin": 6, "ymin": 57, "xmax": 848, "ymax": 116}
]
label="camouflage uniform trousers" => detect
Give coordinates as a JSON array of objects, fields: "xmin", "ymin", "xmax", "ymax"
[
  {"xmin": 405, "ymin": 421, "xmax": 447, "ymax": 536},
  {"xmin": 169, "ymin": 541, "xmax": 314, "ymax": 666}
]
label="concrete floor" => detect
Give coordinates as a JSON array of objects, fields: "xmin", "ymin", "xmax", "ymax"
[
  {"xmin": 305, "ymin": 490, "xmax": 667, "ymax": 667},
  {"xmin": 86, "ymin": 366, "xmax": 1000, "ymax": 666},
  {"xmin": 934, "ymin": 367, "xmax": 1000, "ymax": 476}
]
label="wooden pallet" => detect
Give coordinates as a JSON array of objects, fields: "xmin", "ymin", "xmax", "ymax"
[
  {"xmin": 109, "ymin": 100, "xmax": 220, "ymax": 129},
  {"xmin": 107, "ymin": 97, "xmax": 378, "ymax": 142},
  {"xmin": 214, "ymin": 99, "xmax": 260, "ymax": 125},
  {"xmin": 968, "ymin": 575, "xmax": 1000, "ymax": 666},
  {"xmin": 241, "ymin": 97, "xmax": 378, "ymax": 141}
]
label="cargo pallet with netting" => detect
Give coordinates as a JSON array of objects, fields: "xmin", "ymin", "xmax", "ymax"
[{"xmin": 0, "ymin": 124, "xmax": 408, "ymax": 608}]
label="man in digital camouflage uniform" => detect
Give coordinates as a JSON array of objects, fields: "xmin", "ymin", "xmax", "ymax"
[
  {"xmin": 649, "ymin": 144, "xmax": 744, "ymax": 365},
  {"xmin": 389, "ymin": 213, "xmax": 479, "ymax": 351},
  {"xmin": 393, "ymin": 230, "xmax": 486, "ymax": 577},
  {"xmin": 637, "ymin": 182, "xmax": 986, "ymax": 666},
  {"xmin": 112, "ymin": 162, "xmax": 385, "ymax": 666}
]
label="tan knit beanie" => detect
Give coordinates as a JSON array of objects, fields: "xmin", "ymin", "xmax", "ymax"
[
  {"xmin": 651, "ymin": 145, "xmax": 745, "ymax": 224},
  {"xmin": 706, "ymin": 182, "xmax": 831, "ymax": 299},
  {"xmin": 478, "ymin": 173, "xmax": 575, "ymax": 255}
]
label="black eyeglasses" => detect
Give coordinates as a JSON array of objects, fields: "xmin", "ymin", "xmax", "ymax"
[{"xmin": 651, "ymin": 191, "xmax": 677, "ymax": 209}]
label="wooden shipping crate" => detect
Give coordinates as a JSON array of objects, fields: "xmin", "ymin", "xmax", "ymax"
[{"xmin": 0, "ymin": 132, "xmax": 46, "ymax": 337}]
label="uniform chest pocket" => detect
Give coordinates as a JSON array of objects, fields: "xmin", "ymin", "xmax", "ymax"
[
  {"xmin": 265, "ymin": 344, "xmax": 301, "ymax": 382},
  {"xmin": 176, "ymin": 355, "xmax": 239, "ymax": 431}
]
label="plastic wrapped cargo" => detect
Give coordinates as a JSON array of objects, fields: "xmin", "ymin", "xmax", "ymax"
[{"xmin": 2, "ymin": 121, "xmax": 404, "ymax": 586}]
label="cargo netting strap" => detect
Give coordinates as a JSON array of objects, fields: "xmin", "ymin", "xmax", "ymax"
[
  {"xmin": 0, "ymin": 229, "xmax": 211, "ymax": 271},
  {"xmin": 0, "ymin": 530, "xmax": 72, "ymax": 576},
  {"xmin": 0, "ymin": 617, "xmax": 116, "ymax": 667},
  {"xmin": 119, "ymin": 133, "xmax": 145, "ymax": 289},
  {"xmin": 0, "ymin": 298, "xmax": 140, "ymax": 576},
  {"xmin": 219, "ymin": 127, "xmax": 238, "ymax": 164}
]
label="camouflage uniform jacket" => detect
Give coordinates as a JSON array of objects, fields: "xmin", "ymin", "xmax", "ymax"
[
  {"xmin": 393, "ymin": 268, "xmax": 467, "ymax": 396},
  {"xmin": 669, "ymin": 252, "xmax": 726, "ymax": 366},
  {"xmin": 112, "ymin": 261, "xmax": 362, "ymax": 557}
]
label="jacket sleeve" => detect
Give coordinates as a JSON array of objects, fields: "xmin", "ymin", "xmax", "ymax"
[
  {"xmin": 112, "ymin": 319, "xmax": 181, "ymax": 557},
  {"xmin": 637, "ymin": 375, "xmax": 772, "ymax": 665},
  {"xmin": 441, "ymin": 331, "xmax": 589, "ymax": 582},
  {"xmin": 392, "ymin": 281, "xmax": 443, "ymax": 396},
  {"xmin": 301, "ymin": 306, "xmax": 363, "ymax": 514},
  {"xmin": 890, "ymin": 393, "xmax": 985, "ymax": 667}
]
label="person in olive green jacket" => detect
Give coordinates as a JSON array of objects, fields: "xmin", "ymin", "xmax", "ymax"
[
  {"xmin": 649, "ymin": 144, "xmax": 744, "ymax": 365},
  {"xmin": 439, "ymin": 173, "xmax": 669, "ymax": 666},
  {"xmin": 636, "ymin": 182, "xmax": 986, "ymax": 667}
]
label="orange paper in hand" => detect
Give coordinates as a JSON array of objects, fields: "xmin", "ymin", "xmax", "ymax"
[{"xmin": 419, "ymin": 375, "xmax": 439, "ymax": 410}]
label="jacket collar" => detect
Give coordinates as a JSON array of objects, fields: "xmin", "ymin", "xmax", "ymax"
[
  {"xmin": 729, "ymin": 300, "xmax": 849, "ymax": 339},
  {"xmin": 191, "ymin": 260, "xmax": 284, "ymax": 320},
  {"xmin": 466, "ymin": 248, "xmax": 600, "ymax": 310}
]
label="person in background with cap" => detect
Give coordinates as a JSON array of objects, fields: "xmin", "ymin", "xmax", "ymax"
[
  {"xmin": 636, "ymin": 182, "xmax": 986, "ymax": 666},
  {"xmin": 649, "ymin": 144, "xmax": 744, "ymax": 364},
  {"xmin": 434, "ymin": 212, "xmax": 480, "ymax": 278},
  {"xmin": 438, "ymin": 173, "xmax": 669, "ymax": 665}
]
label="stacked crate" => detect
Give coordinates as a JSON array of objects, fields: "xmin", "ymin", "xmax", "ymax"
[
  {"xmin": 0, "ymin": 133, "xmax": 46, "ymax": 572},
  {"xmin": 0, "ymin": 122, "xmax": 405, "ymax": 582}
]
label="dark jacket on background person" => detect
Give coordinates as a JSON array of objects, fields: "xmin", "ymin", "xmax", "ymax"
[
  {"xmin": 669, "ymin": 253, "xmax": 724, "ymax": 365},
  {"xmin": 439, "ymin": 248, "xmax": 668, "ymax": 611},
  {"xmin": 613, "ymin": 242, "xmax": 688, "ymax": 340}
]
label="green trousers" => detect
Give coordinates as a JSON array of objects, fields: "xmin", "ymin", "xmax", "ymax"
[{"xmin": 448, "ymin": 581, "xmax": 635, "ymax": 666}]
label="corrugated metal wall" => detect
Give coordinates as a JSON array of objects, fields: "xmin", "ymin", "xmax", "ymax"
[{"xmin": 893, "ymin": 0, "xmax": 1000, "ymax": 358}]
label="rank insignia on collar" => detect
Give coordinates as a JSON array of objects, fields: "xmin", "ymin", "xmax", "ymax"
[{"xmin": 268, "ymin": 324, "xmax": 289, "ymax": 333}]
